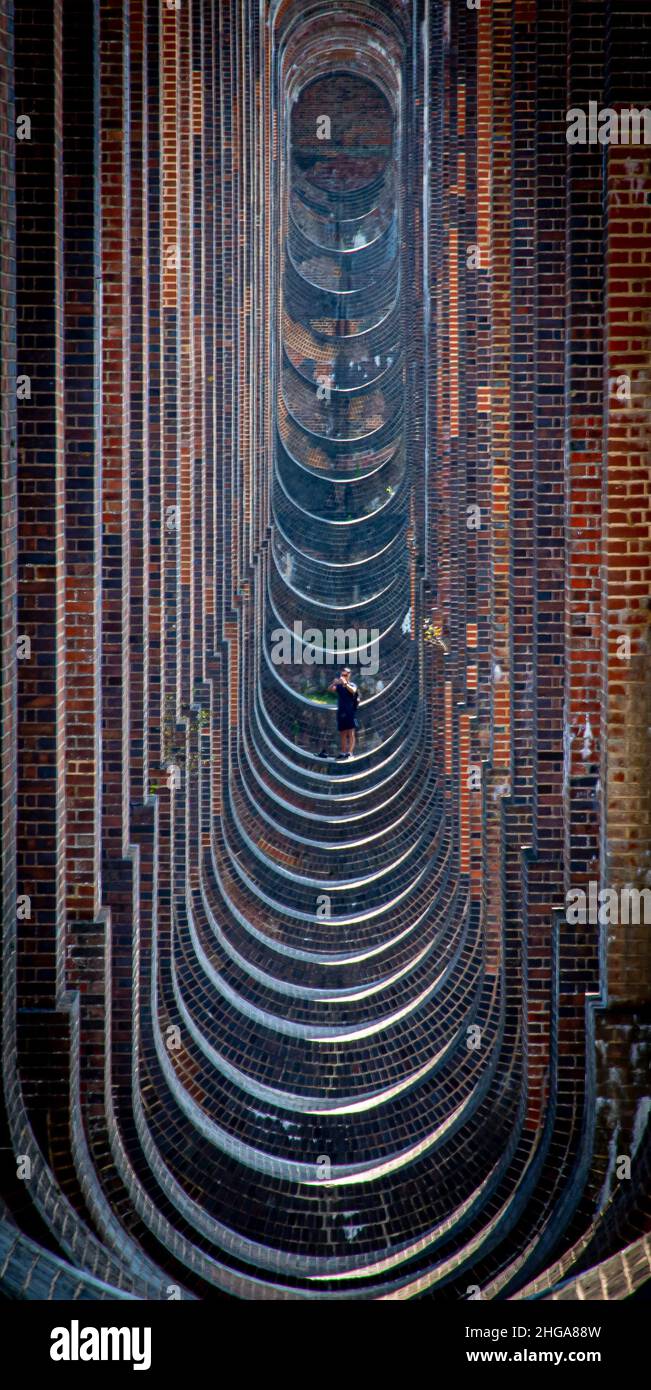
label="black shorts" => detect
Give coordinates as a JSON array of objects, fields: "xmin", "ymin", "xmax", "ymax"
[{"xmin": 337, "ymin": 715, "xmax": 358, "ymax": 732}]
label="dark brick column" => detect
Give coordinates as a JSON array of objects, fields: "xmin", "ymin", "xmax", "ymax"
[{"xmin": 15, "ymin": 0, "xmax": 67, "ymax": 1031}]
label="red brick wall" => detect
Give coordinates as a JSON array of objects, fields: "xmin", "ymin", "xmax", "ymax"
[
  {"xmin": 2, "ymin": 0, "xmax": 651, "ymax": 1300},
  {"xmin": 605, "ymin": 145, "xmax": 651, "ymax": 1004}
]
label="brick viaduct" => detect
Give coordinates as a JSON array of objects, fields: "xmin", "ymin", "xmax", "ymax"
[{"xmin": 1, "ymin": 0, "xmax": 651, "ymax": 1300}]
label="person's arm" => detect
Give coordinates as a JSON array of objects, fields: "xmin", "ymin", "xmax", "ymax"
[{"xmin": 328, "ymin": 678, "xmax": 340, "ymax": 693}]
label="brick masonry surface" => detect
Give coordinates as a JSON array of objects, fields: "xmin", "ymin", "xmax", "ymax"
[{"xmin": 1, "ymin": 0, "xmax": 651, "ymax": 1301}]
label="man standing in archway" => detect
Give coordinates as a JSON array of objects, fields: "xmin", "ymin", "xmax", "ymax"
[{"xmin": 329, "ymin": 667, "xmax": 359, "ymax": 759}]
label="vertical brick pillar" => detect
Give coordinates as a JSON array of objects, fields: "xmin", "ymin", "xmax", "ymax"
[
  {"xmin": 489, "ymin": 0, "xmax": 512, "ymax": 784},
  {"xmin": 480, "ymin": 0, "xmax": 513, "ymax": 977},
  {"xmin": 0, "ymin": 0, "xmax": 17, "ymax": 983},
  {"xmin": 145, "ymin": 0, "xmax": 161, "ymax": 784},
  {"xmin": 511, "ymin": 0, "xmax": 536, "ymax": 852},
  {"xmin": 156, "ymin": 0, "xmax": 180, "ymax": 987},
  {"xmin": 434, "ymin": 4, "xmax": 452, "ymax": 648},
  {"xmin": 605, "ymin": 145, "xmax": 651, "ymax": 1003},
  {"xmin": 219, "ymin": 0, "xmax": 234, "ymax": 623},
  {"xmin": 100, "ymin": 0, "xmax": 131, "ymax": 860},
  {"xmin": 556, "ymin": 0, "xmax": 606, "ymax": 1121},
  {"xmin": 191, "ymin": 1, "xmax": 205, "ymax": 687},
  {"xmin": 472, "ymin": 8, "xmax": 492, "ymax": 748},
  {"xmin": 15, "ymin": 0, "xmax": 67, "ymax": 1010},
  {"xmin": 200, "ymin": 0, "xmax": 216, "ymax": 661},
  {"xmin": 177, "ymin": 0, "xmax": 194, "ymax": 708},
  {"xmin": 161, "ymin": 0, "xmax": 179, "ymax": 724},
  {"xmin": 99, "ymin": 0, "xmax": 135, "ymax": 1077},
  {"xmin": 522, "ymin": 0, "xmax": 568, "ymax": 1130},
  {"xmin": 564, "ymin": 0, "xmax": 605, "ymax": 906},
  {"xmin": 63, "ymin": 0, "xmax": 102, "ymax": 922},
  {"xmin": 128, "ymin": 0, "xmax": 148, "ymax": 806}
]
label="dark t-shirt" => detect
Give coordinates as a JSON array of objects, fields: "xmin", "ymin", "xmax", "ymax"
[{"xmin": 336, "ymin": 681, "xmax": 357, "ymax": 721}]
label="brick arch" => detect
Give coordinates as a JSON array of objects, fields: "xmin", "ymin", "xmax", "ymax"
[{"xmin": 1, "ymin": 0, "xmax": 651, "ymax": 1303}]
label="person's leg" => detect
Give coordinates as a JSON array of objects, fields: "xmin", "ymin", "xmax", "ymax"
[{"xmin": 349, "ymin": 727, "xmax": 356, "ymax": 756}]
